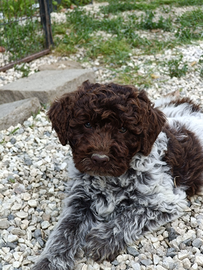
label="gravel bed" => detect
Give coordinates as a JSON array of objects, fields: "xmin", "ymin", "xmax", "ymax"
[
  {"xmin": 1, "ymin": 3, "xmax": 203, "ymax": 270},
  {"xmin": 1, "ymin": 112, "xmax": 203, "ymax": 270}
]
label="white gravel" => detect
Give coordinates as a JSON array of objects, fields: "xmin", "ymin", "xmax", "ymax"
[{"xmin": 1, "ymin": 2, "xmax": 203, "ymax": 270}]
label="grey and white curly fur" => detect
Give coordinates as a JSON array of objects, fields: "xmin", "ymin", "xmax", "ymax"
[{"xmin": 33, "ymin": 81, "xmax": 203, "ymax": 270}]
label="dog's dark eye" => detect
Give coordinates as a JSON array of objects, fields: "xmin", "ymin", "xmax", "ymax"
[
  {"xmin": 119, "ymin": 127, "xmax": 127, "ymax": 133},
  {"xmin": 84, "ymin": 122, "xmax": 92, "ymax": 129}
]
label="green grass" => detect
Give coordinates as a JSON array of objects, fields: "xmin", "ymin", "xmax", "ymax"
[
  {"xmin": 99, "ymin": 2, "xmax": 157, "ymax": 14},
  {"xmin": 8, "ymin": 127, "xmax": 20, "ymax": 135},
  {"xmin": 99, "ymin": 0, "xmax": 203, "ymax": 14},
  {"xmin": 165, "ymin": 55, "xmax": 188, "ymax": 78},
  {"xmin": 177, "ymin": 8, "xmax": 203, "ymax": 27},
  {"xmin": 1, "ymin": 0, "xmax": 36, "ymax": 17},
  {"xmin": 86, "ymin": 38, "xmax": 132, "ymax": 66},
  {"xmin": 137, "ymin": 11, "xmax": 173, "ymax": 31},
  {"xmin": 2, "ymin": 0, "xmax": 202, "ymax": 86},
  {"xmin": 175, "ymin": 9, "xmax": 203, "ymax": 41},
  {"xmin": 51, "ymin": 0, "xmax": 203, "ymax": 85},
  {"xmin": 1, "ymin": 19, "xmax": 45, "ymax": 63},
  {"xmin": 116, "ymin": 69, "xmax": 154, "ymax": 88}
]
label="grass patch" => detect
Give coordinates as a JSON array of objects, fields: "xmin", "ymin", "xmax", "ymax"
[
  {"xmin": 86, "ymin": 38, "xmax": 132, "ymax": 66},
  {"xmin": 177, "ymin": 8, "xmax": 203, "ymax": 27},
  {"xmin": 52, "ymin": 0, "xmax": 203, "ymax": 81},
  {"xmin": 0, "ymin": 20, "xmax": 45, "ymax": 62},
  {"xmin": 9, "ymin": 127, "xmax": 20, "ymax": 135},
  {"xmin": 175, "ymin": 9, "xmax": 203, "ymax": 42},
  {"xmin": 99, "ymin": 0, "xmax": 203, "ymax": 14},
  {"xmin": 1, "ymin": 0, "xmax": 36, "ymax": 17},
  {"xmin": 117, "ymin": 74, "xmax": 153, "ymax": 88},
  {"xmin": 138, "ymin": 11, "xmax": 173, "ymax": 31},
  {"xmin": 165, "ymin": 55, "xmax": 188, "ymax": 78},
  {"xmin": 99, "ymin": 1, "xmax": 157, "ymax": 14},
  {"xmin": 14, "ymin": 63, "xmax": 33, "ymax": 77}
]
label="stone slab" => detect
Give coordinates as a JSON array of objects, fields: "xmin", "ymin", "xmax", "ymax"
[
  {"xmin": 0, "ymin": 98, "xmax": 41, "ymax": 131},
  {"xmin": 38, "ymin": 60, "xmax": 83, "ymax": 71},
  {"xmin": 0, "ymin": 69, "xmax": 95, "ymax": 105}
]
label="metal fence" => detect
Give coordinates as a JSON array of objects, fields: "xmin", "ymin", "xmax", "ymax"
[{"xmin": 0, "ymin": 0, "xmax": 53, "ymax": 71}]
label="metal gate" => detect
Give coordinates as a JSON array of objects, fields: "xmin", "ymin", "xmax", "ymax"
[{"xmin": 0, "ymin": 0, "xmax": 53, "ymax": 72}]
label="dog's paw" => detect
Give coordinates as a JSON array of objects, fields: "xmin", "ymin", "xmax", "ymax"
[
  {"xmin": 32, "ymin": 257, "xmax": 72, "ymax": 270},
  {"xmin": 32, "ymin": 258, "xmax": 51, "ymax": 270},
  {"xmin": 85, "ymin": 233, "xmax": 120, "ymax": 262}
]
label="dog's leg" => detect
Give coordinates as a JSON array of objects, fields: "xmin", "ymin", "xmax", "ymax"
[
  {"xmin": 32, "ymin": 191, "xmax": 93, "ymax": 270},
  {"xmin": 85, "ymin": 205, "xmax": 185, "ymax": 262}
]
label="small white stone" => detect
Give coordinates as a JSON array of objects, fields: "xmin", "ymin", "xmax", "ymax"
[
  {"xmin": 11, "ymin": 203, "xmax": 22, "ymax": 211},
  {"xmin": 195, "ymin": 255, "xmax": 203, "ymax": 266},
  {"xmin": 60, "ymin": 162, "xmax": 67, "ymax": 170},
  {"xmin": 21, "ymin": 220, "xmax": 29, "ymax": 230},
  {"xmin": 2, "ymin": 247, "xmax": 10, "ymax": 253},
  {"xmin": 182, "ymin": 258, "xmax": 191, "ymax": 269},
  {"xmin": 16, "ymin": 211, "xmax": 28, "ymax": 219},
  {"xmin": 13, "ymin": 261, "xmax": 21, "ymax": 268},
  {"xmin": 81, "ymin": 264, "xmax": 88, "ymax": 270},
  {"xmin": 191, "ymin": 217, "xmax": 197, "ymax": 227},
  {"xmin": 41, "ymin": 221, "xmax": 50, "ymax": 229},
  {"xmin": 130, "ymin": 261, "xmax": 141, "ymax": 270},
  {"xmin": 152, "ymin": 241, "xmax": 160, "ymax": 249},
  {"xmin": 151, "ymin": 237, "xmax": 159, "ymax": 243},
  {"xmin": 0, "ymin": 218, "xmax": 9, "ymax": 229},
  {"xmin": 191, "ymin": 263, "xmax": 198, "ymax": 270},
  {"xmin": 13, "ymin": 251, "xmax": 22, "ymax": 261},
  {"xmin": 178, "ymin": 250, "xmax": 189, "ymax": 260},
  {"xmin": 120, "ymin": 263, "xmax": 126, "ymax": 270},
  {"xmin": 48, "ymin": 203, "xmax": 56, "ymax": 210},
  {"xmin": 7, "ymin": 234, "xmax": 18, "ymax": 242},
  {"xmin": 11, "ymin": 228, "xmax": 25, "ymax": 236},
  {"xmin": 23, "ymin": 193, "xmax": 31, "ymax": 201},
  {"xmin": 153, "ymin": 254, "xmax": 160, "ymax": 265},
  {"xmin": 117, "ymin": 255, "xmax": 124, "ymax": 263},
  {"xmin": 48, "ymin": 187, "xmax": 55, "ymax": 193},
  {"xmin": 2, "ymin": 265, "xmax": 12, "ymax": 270},
  {"xmin": 28, "ymin": 199, "xmax": 38, "ymax": 207},
  {"xmin": 156, "ymin": 266, "xmax": 167, "ymax": 270}
]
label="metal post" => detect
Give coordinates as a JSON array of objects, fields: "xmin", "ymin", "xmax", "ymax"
[{"xmin": 39, "ymin": 0, "xmax": 54, "ymax": 48}]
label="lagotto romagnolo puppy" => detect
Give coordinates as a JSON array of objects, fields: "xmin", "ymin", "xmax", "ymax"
[{"xmin": 33, "ymin": 80, "xmax": 203, "ymax": 270}]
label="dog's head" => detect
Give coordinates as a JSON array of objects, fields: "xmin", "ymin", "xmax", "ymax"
[{"xmin": 48, "ymin": 80, "xmax": 165, "ymax": 177}]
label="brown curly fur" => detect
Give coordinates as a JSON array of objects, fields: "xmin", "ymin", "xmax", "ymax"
[
  {"xmin": 48, "ymin": 80, "xmax": 203, "ymax": 195},
  {"xmin": 48, "ymin": 80, "xmax": 165, "ymax": 177},
  {"xmin": 163, "ymin": 123, "xmax": 203, "ymax": 196}
]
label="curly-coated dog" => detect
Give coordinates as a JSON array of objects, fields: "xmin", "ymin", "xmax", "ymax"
[{"xmin": 33, "ymin": 80, "xmax": 203, "ymax": 270}]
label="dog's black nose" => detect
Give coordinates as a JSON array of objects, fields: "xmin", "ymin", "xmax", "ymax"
[{"xmin": 91, "ymin": 153, "xmax": 109, "ymax": 165}]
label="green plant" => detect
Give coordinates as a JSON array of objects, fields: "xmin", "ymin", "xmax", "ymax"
[
  {"xmin": 1, "ymin": 0, "xmax": 36, "ymax": 17},
  {"xmin": 9, "ymin": 178, "xmax": 15, "ymax": 183},
  {"xmin": 71, "ymin": 0, "xmax": 92, "ymax": 5},
  {"xmin": 0, "ymin": 139, "xmax": 5, "ymax": 144},
  {"xmin": 53, "ymin": 0, "xmax": 92, "ymax": 9},
  {"xmin": 200, "ymin": 68, "xmax": 203, "ymax": 78},
  {"xmin": 14, "ymin": 64, "xmax": 32, "ymax": 77},
  {"xmin": 199, "ymin": 55, "xmax": 203, "ymax": 64},
  {"xmin": 166, "ymin": 55, "xmax": 188, "ymax": 78},
  {"xmin": 177, "ymin": 8, "xmax": 203, "ymax": 27},
  {"xmin": 175, "ymin": 9, "xmax": 203, "ymax": 42},
  {"xmin": 175, "ymin": 27, "xmax": 201, "ymax": 42},
  {"xmin": 86, "ymin": 38, "xmax": 132, "ymax": 66},
  {"xmin": 32, "ymin": 109, "xmax": 41, "ymax": 119},
  {"xmin": 99, "ymin": 1, "xmax": 157, "ymax": 14},
  {"xmin": 138, "ymin": 11, "xmax": 172, "ymax": 31},
  {"xmin": 9, "ymin": 127, "xmax": 20, "ymax": 135},
  {"xmin": 1, "ymin": 20, "xmax": 45, "ymax": 63}
]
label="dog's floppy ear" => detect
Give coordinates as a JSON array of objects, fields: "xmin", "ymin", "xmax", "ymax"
[
  {"xmin": 47, "ymin": 92, "xmax": 75, "ymax": 146},
  {"xmin": 138, "ymin": 90, "xmax": 166, "ymax": 156}
]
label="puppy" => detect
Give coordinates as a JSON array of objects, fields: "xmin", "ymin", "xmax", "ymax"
[{"xmin": 33, "ymin": 80, "xmax": 203, "ymax": 270}]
